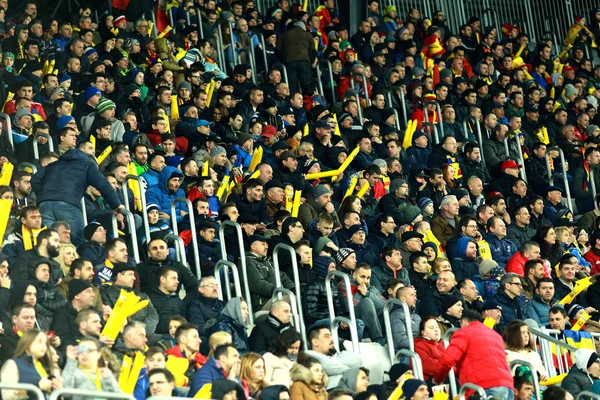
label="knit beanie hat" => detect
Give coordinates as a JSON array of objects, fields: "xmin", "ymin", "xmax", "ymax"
[
  {"xmin": 84, "ymin": 86, "xmax": 102, "ymax": 103},
  {"xmin": 336, "ymin": 248, "xmax": 355, "ymax": 265},
  {"xmin": 84, "ymin": 47, "xmax": 98, "ymax": 57},
  {"xmin": 397, "ymin": 203, "xmax": 422, "ymax": 225},
  {"xmin": 83, "ymin": 222, "xmax": 102, "ymax": 241},
  {"xmin": 478, "ymin": 259, "xmax": 499, "ymax": 277},
  {"xmin": 314, "ymin": 256, "xmax": 334, "ymax": 279},
  {"xmin": 417, "ymin": 197, "xmax": 433, "ymax": 211},
  {"xmin": 401, "ymin": 379, "xmax": 427, "ymax": 400},
  {"xmin": 96, "ymin": 98, "xmax": 116, "ymax": 114},
  {"xmin": 564, "ymin": 84, "xmax": 578, "ymax": 97},
  {"xmin": 441, "ymin": 294, "xmax": 462, "ymax": 314},
  {"xmin": 587, "ymin": 125, "xmax": 600, "ymax": 137},
  {"xmin": 210, "ymin": 146, "xmax": 226, "ymax": 158},
  {"xmin": 147, "ymin": 203, "xmax": 160, "ymax": 213},
  {"xmin": 440, "ymin": 68, "xmax": 453, "ymax": 80},
  {"xmin": 390, "ymin": 179, "xmax": 408, "ymax": 193},
  {"xmin": 68, "ymin": 279, "xmax": 93, "ymax": 301},
  {"xmin": 312, "ymin": 185, "xmax": 330, "ymax": 200},
  {"xmin": 314, "ymin": 237, "xmax": 333, "ymax": 256},
  {"xmin": 178, "ymin": 81, "xmax": 192, "ymax": 92},
  {"xmin": 56, "ymin": 115, "xmax": 75, "ymax": 130},
  {"xmin": 422, "ymin": 242, "xmax": 438, "ymax": 258},
  {"xmin": 58, "ymin": 73, "xmax": 72, "ymax": 83}
]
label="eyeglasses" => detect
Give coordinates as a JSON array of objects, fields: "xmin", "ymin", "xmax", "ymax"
[
  {"xmin": 201, "ymin": 283, "xmax": 219, "ymax": 288},
  {"xmin": 509, "ymin": 282, "xmax": 523, "ymax": 287}
]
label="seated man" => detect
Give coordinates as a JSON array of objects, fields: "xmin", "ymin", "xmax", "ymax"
[
  {"xmin": 523, "ymin": 278, "xmax": 559, "ymax": 326},
  {"xmin": 148, "ymin": 267, "xmax": 185, "ymax": 335},
  {"xmin": 189, "ymin": 344, "xmax": 241, "ymax": 397},
  {"xmin": 562, "ymin": 349, "xmax": 600, "ymax": 397},
  {"xmin": 305, "ymin": 326, "xmax": 363, "ymax": 389},
  {"xmin": 51, "ymin": 278, "xmax": 96, "ymax": 348},
  {"xmin": 492, "ymin": 273, "xmax": 525, "ymax": 332},
  {"xmin": 113, "ymin": 321, "xmax": 149, "ymax": 361},
  {"xmin": 164, "ymin": 323, "xmax": 206, "ymax": 385},
  {"xmin": 248, "ymin": 300, "xmax": 292, "ymax": 353},
  {"xmin": 187, "ymin": 276, "xmax": 225, "ymax": 337},
  {"xmin": 0, "ymin": 303, "xmax": 36, "ymax": 364}
]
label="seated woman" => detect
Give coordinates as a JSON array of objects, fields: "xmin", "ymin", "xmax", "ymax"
[
  {"xmin": 62, "ymin": 337, "xmax": 121, "ymax": 399},
  {"xmin": 263, "ymin": 329, "xmax": 302, "ymax": 387},
  {"xmin": 0, "ymin": 329, "xmax": 63, "ymax": 399},
  {"xmin": 240, "ymin": 352, "xmax": 270, "ymax": 398},
  {"xmin": 207, "ymin": 297, "xmax": 250, "ymax": 355},
  {"xmin": 414, "ymin": 317, "xmax": 445, "ymax": 384},
  {"xmin": 503, "ymin": 320, "xmax": 549, "ymax": 382},
  {"xmin": 290, "ymin": 354, "xmax": 328, "ymax": 400}
]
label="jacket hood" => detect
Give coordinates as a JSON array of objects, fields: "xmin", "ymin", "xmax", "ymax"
[
  {"xmin": 211, "ymin": 379, "xmax": 245, "ymax": 399},
  {"xmin": 337, "ymin": 367, "xmax": 361, "ymax": 392},
  {"xmin": 258, "ymin": 385, "xmax": 289, "ymax": 400},
  {"xmin": 9, "ymin": 280, "xmax": 37, "ymax": 306},
  {"xmin": 455, "ymin": 236, "xmax": 472, "ymax": 258},
  {"xmin": 155, "ymin": 38, "xmax": 169, "ymax": 55},
  {"xmin": 575, "ymin": 349, "xmax": 596, "ymax": 370},
  {"xmin": 158, "ymin": 166, "xmax": 184, "ymax": 192},
  {"xmin": 59, "ymin": 148, "xmax": 92, "ymax": 163},
  {"xmin": 290, "ymin": 363, "xmax": 329, "ymax": 387},
  {"xmin": 222, "ymin": 296, "xmax": 246, "ymax": 328}
]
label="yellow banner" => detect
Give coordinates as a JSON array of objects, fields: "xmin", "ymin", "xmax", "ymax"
[
  {"xmin": 248, "ymin": 146, "xmax": 263, "ymax": 172},
  {"xmin": 97, "ymin": 146, "xmax": 113, "ymax": 165},
  {"xmin": 0, "ymin": 162, "xmax": 14, "ymax": 187},
  {"xmin": 127, "ymin": 163, "xmax": 142, "ymax": 211},
  {"xmin": 291, "ymin": 190, "xmax": 302, "ymax": 217},
  {"xmin": 558, "ymin": 276, "xmax": 593, "ymax": 306}
]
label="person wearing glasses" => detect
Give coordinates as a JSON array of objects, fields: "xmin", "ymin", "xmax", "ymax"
[
  {"xmin": 492, "ymin": 272, "xmax": 525, "ymax": 332},
  {"xmin": 187, "ymin": 276, "xmax": 225, "ymax": 338}
]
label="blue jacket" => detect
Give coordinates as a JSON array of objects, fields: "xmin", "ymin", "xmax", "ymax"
[
  {"xmin": 133, "ymin": 368, "xmax": 149, "ymax": 400},
  {"xmin": 31, "ymin": 149, "xmax": 121, "ymax": 209},
  {"xmin": 145, "ymin": 166, "xmax": 187, "ymax": 223},
  {"xmin": 523, "ymin": 295, "xmax": 560, "ymax": 326},
  {"xmin": 493, "ymin": 289, "xmax": 525, "ymax": 331},
  {"xmin": 189, "ymin": 357, "xmax": 226, "ymax": 397},
  {"xmin": 140, "ymin": 168, "xmax": 160, "ymax": 188},
  {"xmin": 484, "ymin": 233, "xmax": 518, "ymax": 268}
]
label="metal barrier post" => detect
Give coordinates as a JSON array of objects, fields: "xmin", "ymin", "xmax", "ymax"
[
  {"xmin": 32, "ymin": 133, "xmax": 54, "ymax": 160},
  {"xmin": 325, "ymin": 270, "xmax": 360, "ymax": 354},
  {"xmin": 509, "ymin": 360, "xmax": 541, "ymax": 400},
  {"xmin": 163, "ymin": 233, "xmax": 188, "ymax": 266},
  {"xmin": 395, "ymin": 349, "xmax": 424, "ymax": 380},
  {"xmin": 213, "ymin": 259, "xmax": 242, "ymax": 301},
  {"xmin": 0, "ymin": 383, "xmax": 45, "ymax": 400},
  {"xmin": 386, "ymin": 92, "xmax": 401, "ymax": 131},
  {"xmin": 228, "ymin": 21, "xmax": 238, "ymax": 66},
  {"xmin": 349, "ymin": 79, "xmax": 364, "ymax": 122},
  {"xmin": 50, "ymin": 388, "xmax": 135, "ymax": 400},
  {"xmin": 170, "ymin": 197, "xmax": 200, "ymax": 278},
  {"xmin": 515, "ymin": 137, "xmax": 528, "ymax": 183},
  {"xmin": 258, "ymin": 33, "xmax": 270, "ymax": 75},
  {"xmin": 194, "ymin": 7, "xmax": 204, "ymax": 39},
  {"xmin": 397, "ymin": 88, "xmax": 408, "ymax": 127},
  {"xmin": 315, "ymin": 63, "xmax": 324, "ymax": 97},
  {"xmin": 18, "ymin": 162, "xmax": 37, "ymax": 173},
  {"xmin": 382, "ymin": 298, "xmax": 415, "ymax": 357},
  {"xmin": 577, "ymin": 392, "xmax": 600, "ymax": 400},
  {"xmin": 0, "ymin": 112, "xmax": 13, "ymax": 148},
  {"xmin": 458, "ymin": 383, "xmax": 487, "ymax": 400},
  {"xmin": 218, "ymin": 220, "xmax": 253, "ymax": 324},
  {"xmin": 361, "ymin": 73, "xmax": 371, "ymax": 107},
  {"xmin": 81, "ymin": 198, "xmax": 88, "ymax": 226},
  {"xmin": 545, "ymin": 147, "xmax": 573, "ymax": 211},
  {"xmin": 123, "ymin": 175, "xmax": 151, "ymax": 243},
  {"xmin": 503, "ymin": 136, "xmax": 510, "ymax": 157},
  {"xmin": 216, "ymin": 26, "xmax": 226, "ymax": 71},
  {"xmin": 272, "ymin": 243, "xmax": 308, "ymax": 348},
  {"xmin": 111, "ymin": 209, "xmax": 140, "ymax": 263},
  {"xmin": 322, "ymin": 59, "xmax": 336, "ymax": 103},
  {"xmin": 443, "ymin": 327, "xmax": 459, "ymax": 398},
  {"xmin": 246, "ymin": 44, "xmax": 258, "ymax": 84},
  {"xmin": 278, "ymin": 63, "xmax": 289, "ymax": 85}
]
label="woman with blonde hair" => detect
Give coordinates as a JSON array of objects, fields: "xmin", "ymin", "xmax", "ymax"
[
  {"xmin": 240, "ymin": 352, "xmax": 270, "ymax": 398},
  {"xmin": 207, "ymin": 331, "xmax": 232, "ymax": 358},
  {"xmin": 55, "ymin": 243, "xmax": 78, "ymax": 277},
  {"xmin": 0, "ymin": 329, "xmax": 63, "ymax": 399}
]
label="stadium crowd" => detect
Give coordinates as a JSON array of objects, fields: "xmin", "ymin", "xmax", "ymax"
[{"xmin": 3, "ymin": 0, "xmax": 600, "ymax": 399}]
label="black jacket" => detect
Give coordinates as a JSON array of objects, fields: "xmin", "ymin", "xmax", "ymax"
[
  {"xmin": 248, "ymin": 314, "xmax": 291, "ymax": 354},
  {"xmin": 50, "ymin": 302, "xmax": 80, "ymax": 350},
  {"xmin": 304, "ymin": 279, "xmax": 345, "ymax": 325},
  {"xmin": 77, "ymin": 241, "xmax": 106, "ymax": 266},
  {"xmin": 419, "ymin": 283, "xmax": 463, "ymax": 318},
  {"xmin": 136, "ymin": 258, "xmax": 198, "ymax": 296},
  {"xmin": 187, "ymin": 295, "xmax": 225, "ymax": 336},
  {"xmin": 148, "ymin": 288, "xmax": 186, "ymax": 335},
  {"xmin": 0, "ymin": 329, "xmax": 20, "ymax": 365},
  {"xmin": 493, "ymin": 289, "xmax": 525, "ymax": 331}
]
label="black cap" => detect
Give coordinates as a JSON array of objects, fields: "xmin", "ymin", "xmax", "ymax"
[
  {"xmin": 247, "ymin": 235, "xmax": 268, "ymax": 248},
  {"xmin": 271, "ymin": 140, "xmax": 291, "ymax": 151},
  {"xmin": 525, "ymin": 103, "xmax": 539, "ymax": 113},
  {"xmin": 388, "ymin": 363, "xmax": 412, "ymax": 382},
  {"xmin": 112, "ymin": 262, "xmax": 136, "ymax": 279},
  {"xmin": 278, "ymin": 105, "xmax": 294, "ymax": 115},
  {"xmin": 546, "ymin": 185, "xmax": 564, "ymax": 194},
  {"xmin": 265, "ymin": 180, "xmax": 285, "ymax": 191},
  {"xmin": 68, "ymin": 279, "xmax": 93, "ymax": 301},
  {"xmin": 316, "ymin": 120, "xmax": 334, "ymax": 129},
  {"xmin": 555, "ymin": 218, "xmax": 577, "ymax": 227},
  {"xmin": 481, "ymin": 299, "xmax": 503, "ymax": 311},
  {"xmin": 401, "ymin": 231, "xmax": 424, "ymax": 242}
]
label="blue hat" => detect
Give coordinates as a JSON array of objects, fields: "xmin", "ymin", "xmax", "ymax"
[
  {"xmin": 417, "ymin": 197, "xmax": 433, "ymax": 211},
  {"xmin": 56, "ymin": 115, "xmax": 75, "ymax": 130},
  {"xmin": 84, "ymin": 47, "xmax": 98, "ymax": 57},
  {"xmin": 84, "ymin": 86, "xmax": 102, "ymax": 103},
  {"xmin": 197, "ymin": 119, "xmax": 211, "ymax": 127},
  {"xmin": 166, "ymin": 155, "xmax": 184, "ymax": 167},
  {"xmin": 58, "ymin": 73, "xmax": 71, "ymax": 83}
]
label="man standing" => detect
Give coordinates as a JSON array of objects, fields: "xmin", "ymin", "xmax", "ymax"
[
  {"xmin": 31, "ymin": 149, "xmax": 122, "ymax": 246},
  {"xmin": 277, "ymin": 21, "xmax": 317, "ymax": 96},
  {"xmin": 434, "ymin": 310, "xmax": 515, "ymax": 398}
]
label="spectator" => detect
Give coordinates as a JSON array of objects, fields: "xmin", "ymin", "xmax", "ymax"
[
  {"xmin": 164, "ymin": 323, "xmax": 205, "ymax": 384},
  {"xmin": 187, "ymin": 276, "xmax": 225, "ymax": 337},
  {"xmin": 290, "ymin": 356, "xmax": 328, "ymax": 399},
  {"xmin": 51, "ymin": 278, "xmax": 97, "ymax": 346},
  {"xmin": 57, "ymin": 258, "xmax": 102, "ymax": 310},
  {"xmin": 420, "ymin": 270, "xmax": 461, "ymax": 317},
  {"xmin": 207, "ymin": 297, "xmax": 250, "ymax": 356},
  {"xmin": 77, "ymin": 222, "xmax": 107, "ymax": 266},
  {"xmin": 240, "ymin": 352, "xmax": 270, "ymax": 398},
  {"xmin": 430, "ymin": 195, "xmax": 460, "ymax": 249},
  {"xmin": 249, "ymin": 300, "xmax": 293, "ymax": 354},
  {"xmin": 94, "ymin": 238, "xmax": 130, "ymax": 285},
  {"xmin": 0, "ymin": 303, "xmax": 37, "ymax": 364},
  {"xmin": 148, "ymin": 267, "xmax": 185, "ymax": 335},
  {"xmin": 263, "ymin": 328, "xmax": 302, "ymax": 386},
  {"xmin": 562, "ymin": 349, "xmax": 600, "ymax": 397},
  {"xmin": 521, "ymin": 259, "xmax": 547, "ymax": 300},
  {"xmin": 523, "ymin": 278, "xmax": 559, "ymax": 326},
  {"xmin": 390, "ymin": 286, "xmax": 421, "ymax": 352},
  {"xmin": 189, "ymin": 344, "xmax": 241, "ymax": 397},
  {"xmin": 503, "ymin": 320, "xmax": 549, "ymax": 380},
  {"xmin": 485, "ymin": 216, "xmax": 518, "ymax": 268},
  {"xmin": 414, "ymin": 317, "xmax": 445, "ymax": 383},
  {"xmin": 372, "ymin": 246, "xmax": 410, "ymax": 293},
  {"xmin": 493, "ymin": 273, "xmax": 526, "ymax": 331}
]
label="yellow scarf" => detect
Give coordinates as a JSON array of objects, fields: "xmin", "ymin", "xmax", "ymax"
[
  {"xmin": 35, "ymin": 361, "xmax": 48, "ymax": 378},
  {"xmin": 22, "ymin": 226, "xmax": 45, "ymax": 250},
  {"xmin": 83, "ymin": 369, "xmax": 102, "ymax": 391}
]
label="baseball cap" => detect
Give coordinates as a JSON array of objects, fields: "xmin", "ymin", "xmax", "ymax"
[{"xmin": 501, "ymin": 160, "xmax": 522, "ymax": 171}]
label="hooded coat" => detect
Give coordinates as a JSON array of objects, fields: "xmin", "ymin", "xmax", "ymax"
[
  {"xmin": 145, "ymin": 166, "xmax": 187, "ymax": 223},
  {"xmin": 390, "ymin": 302, "xmax": 421, "ymax": 352},
  {"xmin": 450, "ymin": 236, "xmax": 480, "ymax": 281},
  {"xmin": 289, "ymin": 363, "xmax": 329, "ymax": 400},
  {"xmin": 207, "ymin": 297, "xmax": 249, "ymax": 355},
  {"xmin": 336, "ymin": 367, "xmax": 361, "ymax": 394},
  {"xmin": 154, "ymin": 38, "xmax": 182, "ymax": 71},
  {"xmin": 562, "ymin": 349, "xmax": 598, "ymax": 397}
]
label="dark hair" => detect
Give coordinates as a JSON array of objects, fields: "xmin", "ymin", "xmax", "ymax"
[
  {"xmin": 502, "ymin": 320, "xmax": 534, "ymax": 351},
  {"xmin": 69, "ymin": 257, "xmax": 92, "ymax": 277},
  {"xmin": 174, "ymin": 323, "xmax": 198, "ymax": 342},
  {"xmin": 12, "ymin": 302, "xmax": 35, "ymax": 317},
  {"xmin": 36, "ymin": 228, "xmax": 58, "ymax": 247},
  {"xmin": 214, "ymin": 343, "xmax": 235, "ymax": 359},
  {"xmin": 535, "ymin": 277, "xmax": 554, "ymax": 289},
  {"xmin": 268, "ymin": 329, "xmax": 303, "ymax": 357},
  {"xmin": 460, "ymin": 309, "xmax": 482, "ymax": 323},
  {"xmin": 409, "ymin": 251, "xmax": 427, "ymax": 267},
  {"xmin": 549, "ymin": 306, "xmax": 567, "ymax": 318},
  {"xmin": 542, "ymin": 386, "xmax": 569, "ymax": 400},
  {"xmin": 148, "ymin": 368, "xmax": 174, "ymax": 383},
  {"xmin": 523, "ymin": 259, "xmax": 542, "ymax": 276}
]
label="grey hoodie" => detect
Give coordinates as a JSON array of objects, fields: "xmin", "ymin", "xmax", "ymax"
[
  {"xmin": 337, "ymin": 367, "xmax": 360, "ymax": 393},
  {"xmin": 222, "ymin": 296, "xmax": 246, "ymax": 328}
]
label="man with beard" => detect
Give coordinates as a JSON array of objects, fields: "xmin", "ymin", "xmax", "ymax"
[
  {"xmin": 51, "ymin": 278, "xmax": 98, "ymax": 348},
  {"xmin": 57, "ymin": 258, "xmax": 103, "ymax": 310},
  {"xmin": 11, "ymin": 228, "xmax": 61, "ymax": 282},
  {"xmin": 146, "ymin": 167, "xmax": 188, "ymax": 224}
]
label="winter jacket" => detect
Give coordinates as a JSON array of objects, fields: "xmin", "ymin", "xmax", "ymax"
[
  {"xmin": 10, "ymin": 248, "xmax": 62, "ymax": 285},
  {"xmin": 80, "ymin": 113, "xmax": 126, "ymax": 142},
  {"xmin": 245, "ymin": 252, "xmax": 295, "ymax": 310},
  {"xmin": 195, "ymin": 236, "xmax": 223, "ymax": 274},
  {"xmin": 506, "ymin": 225, "xmax": 536, "ymax": 249},
  {"xmin": 371, "ymin": 260, "xmax": 411, "ymax": 294},
  {"xmin": 186, "ymin": 295, "xmax": 224, "ymax": 337},
  {"xmin": 101, "ymin": 284, "xmax": 159, "ymax": 335},
  {"xmin": 289, "ymin": 363, "xmax": 328, "ymax": 400},
  {"xmin": 229, "ymin": 193, "xmax": 269, "ymax": 225},
  {"xmin": 414, "ymin": 337, "xmax": 445, "ymax": 381},
  {"xmin": 145, "ymin": 166, "xmax": 187, "ymax": 223},
  {"xmin": 584, "ymin": 247, "xmax": 600, "ymax": 275},
  {"xmin": 366, "ymin": 230, "xmax": 400, "ymax": 258},
  {"xmin": 304, "ymin": 276, "xmax": 346, "ymax": 325},
  {"xmin": 155, "ymin": 38, "xmax": 182, "ymax": 71},
  {"xmin": 586, "ymin": 281, "xmax": 600, "ymax": 310},
  {"xmin": 562, "ymin": 364, "xmax": 596, "ymax": 397},
  {"xmin": 263, "ymin": 353, "xmax": 294, "ymax": 387},
  {"xmin": 433, "ymin": 320, "xmax": 514, "ymax": 390},
  {"xmin": 377, "ymin": 193, "xmax": 410, "ymax": 226},
  {"xmin": 492, "ymin": 289, "xmax": 525, "ymax": 331},
  {"xmin": 77, "ymin": 241, "xmax": 106, "ymax": 266},
  {"xmin": 189, "ymin": 357, "xmax": 227, "ymax": 397},
  {"xmin": 140, "ymin": 167, "xmax": 160, "ymax": 189},
  {"xmin": 430, "ymin": 215, "xmax": 459, "ymax": 249},
  {"xmin": 484, "ymin": 233, "xmax": 518, "ymax": 268},
  {"xmin": 248, "ymin": 314, "xmax": 292, "ymax": 354},
  {"xmin": 348, "ymin": 242, "xmax": 378, "ymax": 267},
  {"xmin": 523, "ymin": 295, "xmax": 560, "ymax": 327},
  {"xmin": 136, "ymin": 257, "xmax": 197, "ymax": 296},
  {"xmin": 390, "ymin": 303, "xmax": 421, "ymax": 352},
  {"xmin": 459, "ymin": 154, "xmax": 491, "ymax": 184},
  {"xmin": 148, "ymin": 288, "xmax": 185, "ymax": 334},
  {"xmin": 31, "ymin": 149, "xmax": 121, "ymax": 210},
  {"xmin": 206, "ymin": 297, "xmax": 249, "ymax": 355},
  {"xmin": 62, "ymin": 359, "xmax": 121, "ymax": 399},
  {"xmin": 419, "ymin": 283, "xmax": 463, "ymax": 318}
]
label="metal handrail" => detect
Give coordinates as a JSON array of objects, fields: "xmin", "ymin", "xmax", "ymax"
[
  {"xmin": 385, "ymin": 92, "xmax": 401, "ymax": 131},
  {"xmin": 349, "ymin": 78, "xmax": 364, "ymax": 122},
  {"xmin": 123, "ymin": 175, "xmax": 150, "ymax": 243},
  {"xmin": 326, "ymin": 270, "xmax": 360, "ymax": 354},
  {"xmin": 320, "ymin": 59, "xmax": 336, "ymax": 103},
  {"xmin": 443, "ymin": 327, "xmax": 459, "ymax": 398},
  {"xmin": 257, "ymin": 33, "xmax": 270, "ymax": 75},
  {"xmin": 218, "ymin": 220, "xmax": 253, "ymax": 324},
  {"xmin": 0, "ymin": 112, "xmax": 14, "ymax": 148},
  {"xmin": 50, "ymin": 388, "xmax": 135, "ymax": 400},
  {"xmin": 330, "ymin": 316, "xmax": 360, "ymax": 354},
  {"xmin": 277, "ymin": 63, "xmax": 289, "ymax": 86},
  {"xmin": 315, "ymin": 63, "xmax": 324, "ymax": 97},
  {"xmin": 397, "ymin": 88, "xmax": 408, "ymax": 127},
  {"xmin": 238, "ymin": 48, "xmax": 256, "ymax": 84},
  {"xmin": 0, "ymin": 383, "xmax": 44, "ymax": 400},
  {"xmin": 168, "ymin": 6, "xmax": 177, "ymax": 34},
  {"xmin": 194, "ymin": 7, "xmax": 204, "ymax": 39},
  {"xmin": 532, "ymin": 327, "xmax": 579, "ymax": 376},
  {"xmin": 170, "ymin": 197, "xmax": 200, "ymax": 278},
  {"xmin": 272, "ymin": 242, "xmax": 307, "ymax": 347},
  {"xmin": 421, "ymin": 122, "xmax": 438, "ymax": 146},
  {"xmin": 503, "ymin": 136, "xmax": 510, "ymax": 157},
  {"xmin": 214, "ymin": 259, "xmax": 242, "ymax": 301},
  {"xmin": 361, "ymin": 73, "xmax": 371, "ymax": 107},
  {"xmin": 18, "ymin": 162, "xmax": 37, "ymax": 173},
  {"xmin": 216, "ymin": 25, "xmax": 226, "ymax": 71},
  {"xmin": 228, "ymin": 21, "xmax": 238, "ymax": 66},
  {"xmin": 395, "ymin": 349, "xmax": 424, "ymax": 380},
  {"xmin": 514, "ymin": 134, "xmax": 528, "ymax": 183},
  {"xmin": 163, "ymin": 233, "xmax": 188, "ymax": 266},
  {"xmin": 111, "ymin": 209, "xmax": 140, "ymax": 263},
  {"xmin": 382, "ymin": 298, "xmax": 415, "ymax": 361},
  {"xmin": 458, "ymin": 383, "xmax": 487, "ymax": 399},
  {"xmin": 591, "ymin": 166, "xmax": 598, "ymax": 211},
  {"xmin": 271, "ymin": 287, "xmax": 301, "ymax": 334},
  {"xmin": 577, "ymin": 392, "xmax": 600, "ymax": 400},
  {"xmin": 32, "ymin": 132, "xmax": 54, "ymax": 159},
  {"xmin": 544, "ymin": 147, "xmax": 573, "ymax": 212},
  {"xmin": 81, "ymin": 198, "xmax": 88, "ymax": 226},
  {"xmin": 509, "ymin": 359, "xmax": 541, "ymax": 400}
]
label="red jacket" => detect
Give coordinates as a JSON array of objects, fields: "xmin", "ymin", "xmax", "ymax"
[
  {"xmin": 584, "ymin": 248, "xmax": 600, "ymax": 275},
  {"xmin": 505, "ymin": 251, "xmax": 528, "ymax": 276},
  {"xmin": 434, "ymin": 321, "xmax": 514, "ymax": 390},
  {"xmin": 5, "ymin": 100, "xmax": 46, "ymax": 120},
  {"xmin": 414, "ymin": 337, "xmax": 445, "ymax": 381}
]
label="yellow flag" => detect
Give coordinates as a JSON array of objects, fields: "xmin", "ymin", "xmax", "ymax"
[
  {"xmin": 285, "ymin": 187, "xmax": 294, "ymax": 211},
  {"xmin": 291, "ymin": 190, "xmax": 302, "ymax": 217},
  {"xmin": 302, "ymin": 0, "xmax": 308, "ymax": 11},
  {"xmin": 343, "ymin": 177, "xmax": 358, "ymax": 200},
  {"xmin": 0, "ymin": 199, "xmax": 12, "ymax": 247},
  {"xmin": 305, "ymin": 169, "xmax": 339, "ymax": 180},
  {"xmin": 402, "ymin": 119, "xmax": 418, "ymax": 149},
  {"xmin": 216, "ymin": 176, "xmax": 230, "ymax": 201},
  {"xmin": 167, "ymin": 356, "xmax": 192, "ymax": 388},
  {"xmin": 194, "ymin": 383, "xmax": 213, "ymax": 398},
  {"xmin": 483, "ymin": 317, "xmax": 496, "ymax": 329},
  {"xmin": 170, "ymin": 96, "xmax": 179, "ymax": 120},
  {"xmin": 248, "ymin": 146, "xmax": 263, "ymax": 172},
  {"xmin": 0, "ymin": 162, "xmax": 14, "ymax": 187},
  {"xmin": 97, "ymin": 146, "xmax": 113, "ymax": 165},
  {"xmin": 337, "ymin": 146, "xmax": 360, "ymax": 175},
  {"xmin": 332, "ymin": 114, "xmax": 341, "ymax": 136},
  {"xmin": 201, "ymin": 161, "xmax": 209, "ymax": 177},
  {"xmin": 303, "ymin": 124, "xmax": 309, "ymax": 137},
  {"xmin": 127, "ymin": 163, "xmax": 142, "ymax": 211},
  {"xmin": 120, "ymin": 351, "xmax": 146, "ymax": 393},
  {"xmin": 206, "ymin": 79, "xmax": 216, "ymax": 107},
  {"xmin": 558, "ymin": 276, "xmax": 594, "ymax": 305},
  {"xmin": 156, "ymin": 26, "xmax": 173, "ymax": 39}
]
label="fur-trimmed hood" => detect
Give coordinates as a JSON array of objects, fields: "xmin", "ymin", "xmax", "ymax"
[{"xmin": 290, "ymin": 363, "xmax": 329, "ymax": 389}]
